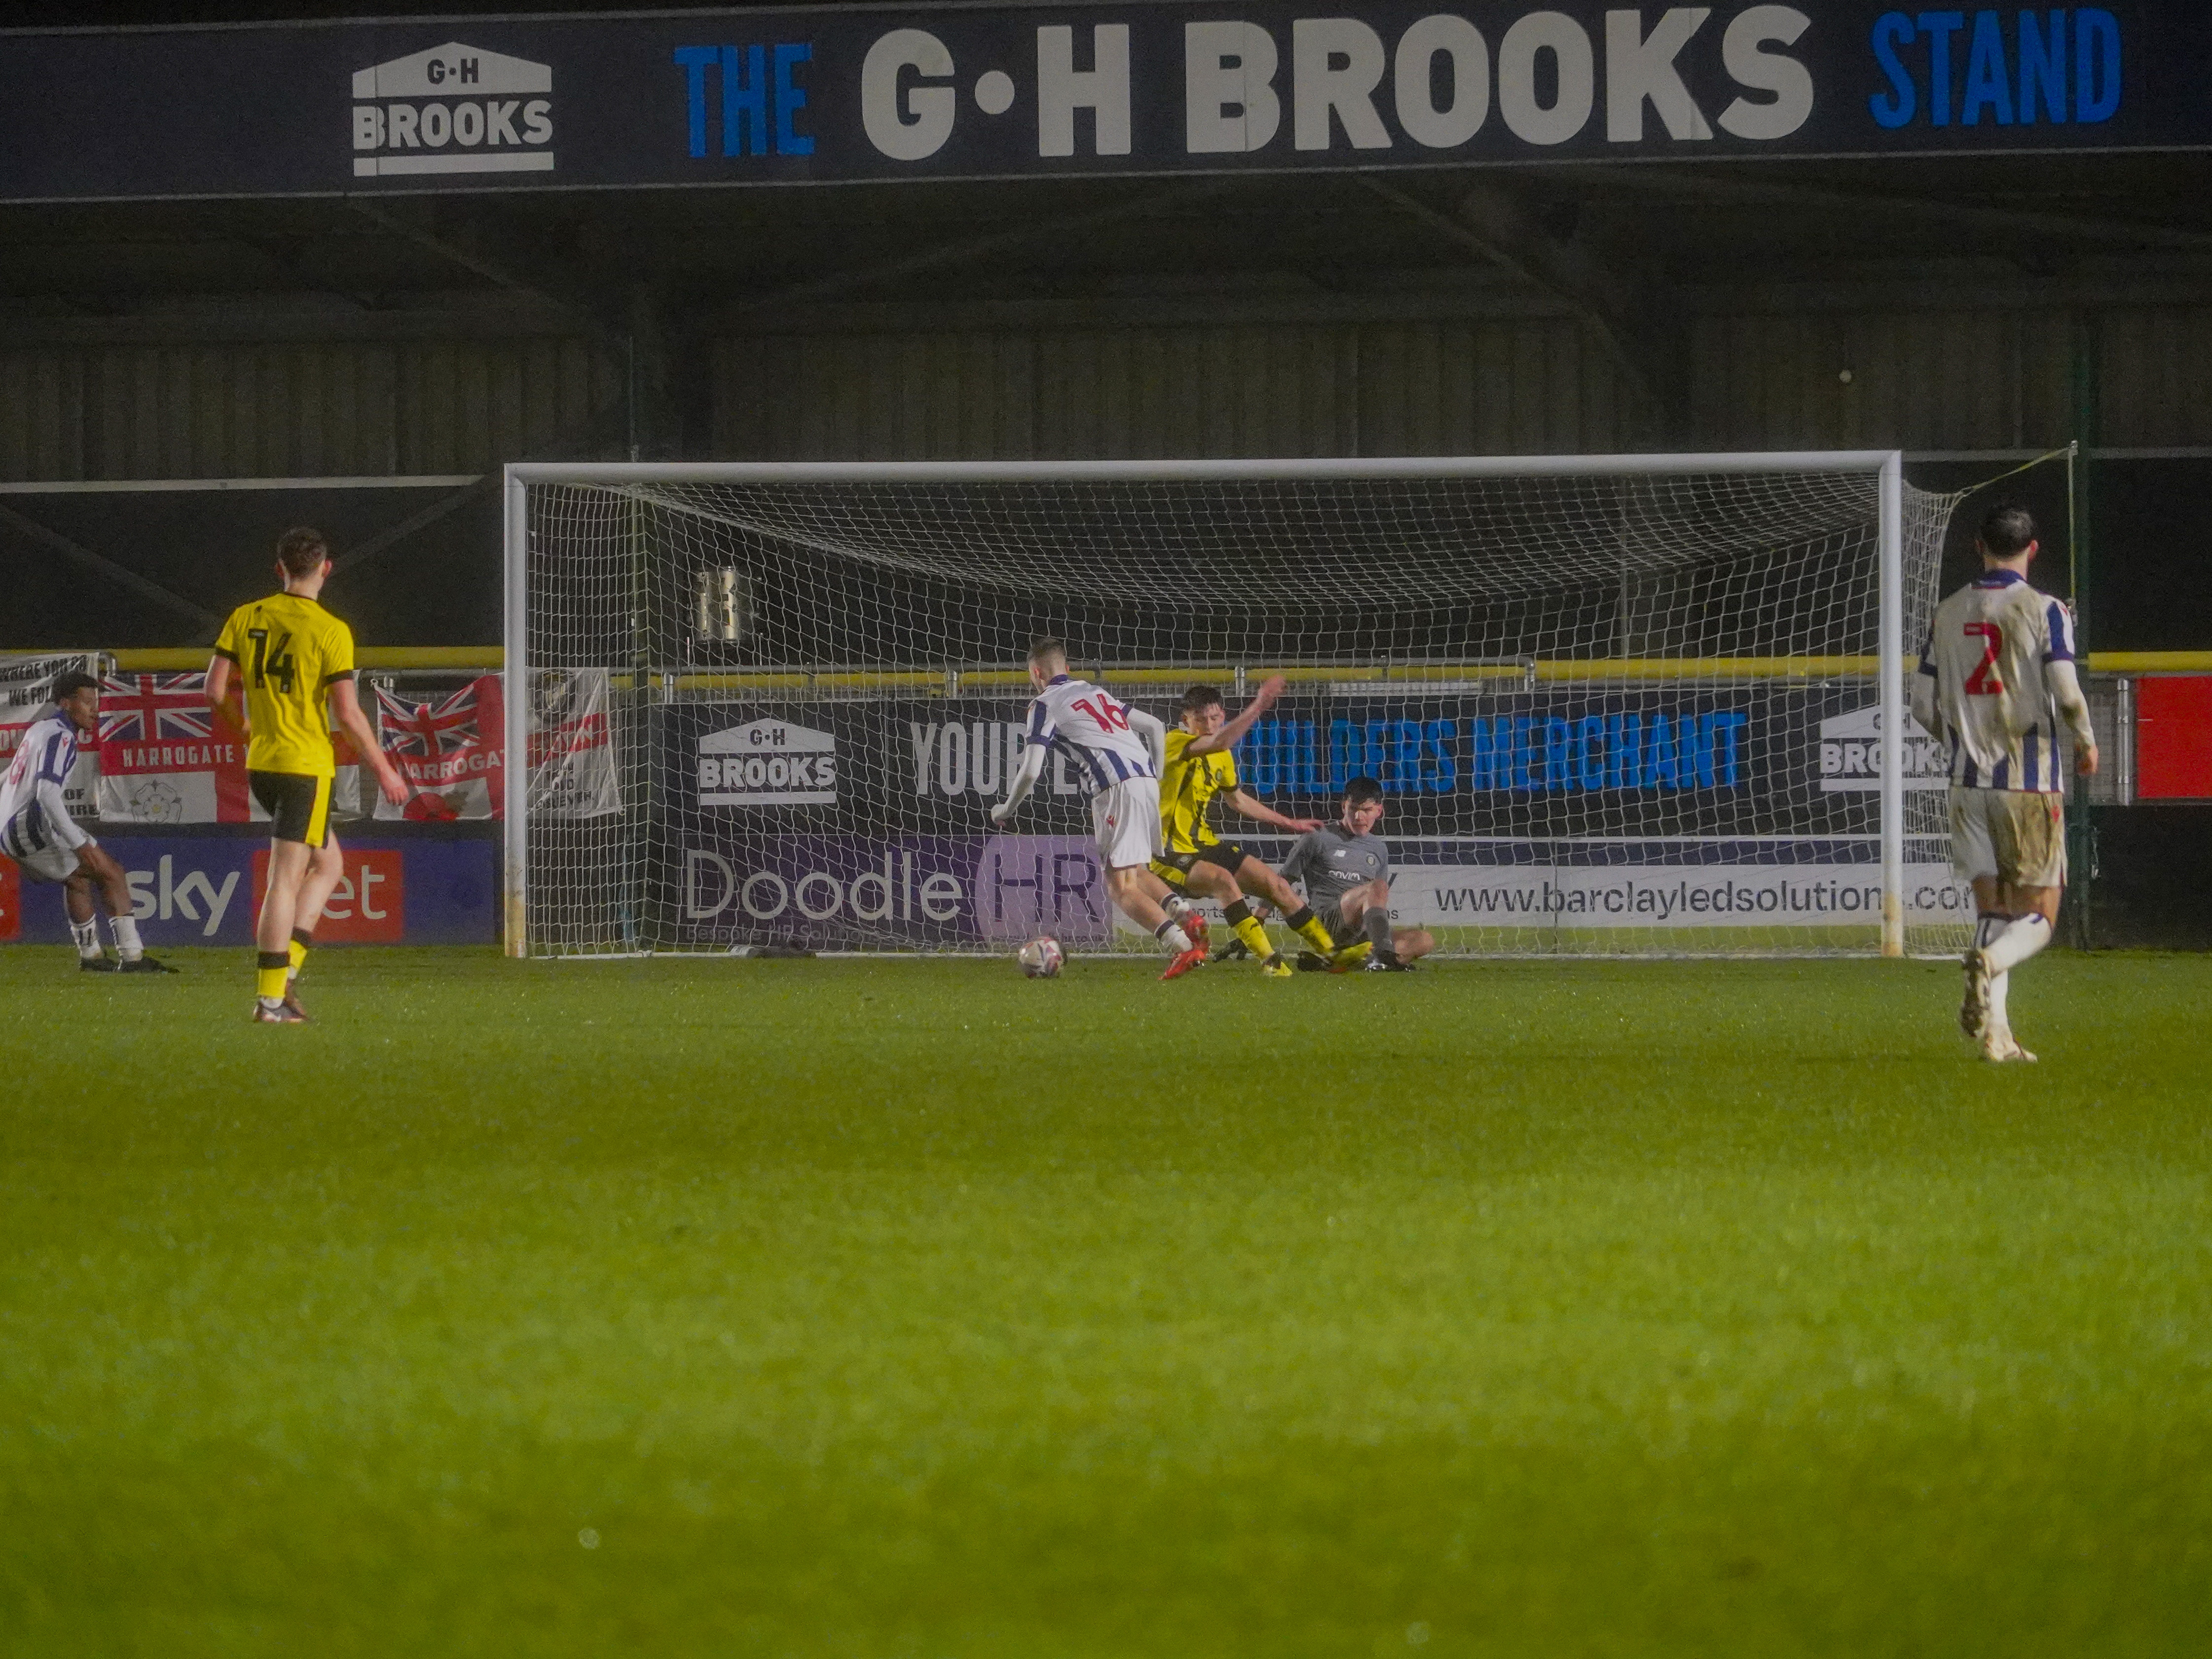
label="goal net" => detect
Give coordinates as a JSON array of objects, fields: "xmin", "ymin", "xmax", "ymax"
[{"xmin": 504, "ymin": 455, "xmax": 1968, "ymax": 959}]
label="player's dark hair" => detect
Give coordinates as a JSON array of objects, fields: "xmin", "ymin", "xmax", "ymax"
[
  {"xmin": 51, "ymin": 670, "xmax": 99, "ymax": 700},
  {"xmin": 1343, "ymin": 776, "xmax": 1384, "ymax": 807},
  {"xmin": 276, "ymin": 526, "xmax": 331, "ymax": 577},
  {"xmin": 1979, "ymin": 505, "xmax": 2037, "ymax": 560},
  {"xmin": 1180, "ymin": 684, "xmax": 1225, "ymax": 714},
  {"xmin": 1027, "ymin": 636, "xmax": 1068, "ymax": 667}
]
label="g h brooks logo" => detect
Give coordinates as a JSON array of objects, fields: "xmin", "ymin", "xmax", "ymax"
[
  {"xmin": 353, "ymin": 43, "xmax": 554, "ymax": 178},
  {"xmin": 700, "ymin": 718, "xmax": 837, "ymax": 806},
  {"xmin": 1818, "ymin": 704, "xmax": 1947, "ymax": 792}
]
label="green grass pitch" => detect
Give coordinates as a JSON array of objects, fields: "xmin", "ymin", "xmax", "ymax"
[{"xmin": 3, "ymin": 946, "xmax": 2209, "ymax": 1657}]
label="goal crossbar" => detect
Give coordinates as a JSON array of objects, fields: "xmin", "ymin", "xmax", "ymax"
[{"xmin": 506, "ymin": 452, "xmax": 1904, "ymax": 488}]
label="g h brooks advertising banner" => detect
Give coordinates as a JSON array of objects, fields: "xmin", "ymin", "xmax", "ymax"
[
  {"xmin": 652, "ymin": 686, "xmax": 1971, "ymax": 949},
  {"xmin": 0, "ymin": 3, "xmax": 2205, "ymax": 204}
]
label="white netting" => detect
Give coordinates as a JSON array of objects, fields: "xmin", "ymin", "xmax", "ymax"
[{"xmin": 513, "ymin": 462, "xmax": 1968, "ymax": 958}]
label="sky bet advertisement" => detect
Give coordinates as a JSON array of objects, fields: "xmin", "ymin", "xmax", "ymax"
[
  {"xmin": 0, "ymin": 836, "xmax": 497, "ymax": 947},
  {"xmin": 0, "ymin": 4, "xmax": 2205, "ymax": 202},
  {"xmin": 652, "ymin": 690, "xmax": 1972, "ymax": 949}
]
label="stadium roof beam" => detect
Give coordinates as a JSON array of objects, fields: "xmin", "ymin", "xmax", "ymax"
[
  {"xmin": 1576, "ymin": 166, "xmax": 2212, "ymax": 255},
  {"xmin": 222, "ymin": 217, "xmax": 375, "ymax": 312},
  {"xmin": 266, "ymin": 378, "xmax": 649, "ymax": 646},
  {"xmin": 0, "ymin": 499, "xmax": 221, "ymax": 630},
  {"xmin": 1357, "ymin": 178, "xmax": 1666, "ymax": 418},
  {"xmin": 714, "ymin": 179, "xmax": 1234, "ymax": 325},
  {"xmin": 345, "ymin": 199, "xmax": 624, "ymax": 348}
]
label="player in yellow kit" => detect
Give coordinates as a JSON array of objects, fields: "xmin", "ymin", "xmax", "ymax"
[
  {"xmin": 1150, "ymin": 679, "xmax": 1339, "ymax": 977},
  {"xmin": 206, "ymin": 527, "xmax": 406, "ymax": 1023}
]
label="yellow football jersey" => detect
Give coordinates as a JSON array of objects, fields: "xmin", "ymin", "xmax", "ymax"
[
  {"xmin": 1160, "ymin": 726, "xmax": 1237, "ymax": 851},
  {"xmin": 212, "ymin": 592, "xmax": 356, "ymax": 777}
]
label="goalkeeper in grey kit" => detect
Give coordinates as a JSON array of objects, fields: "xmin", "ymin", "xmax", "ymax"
[{"xmin": 1277, "ymin": 776, "xmax": 1436, "ymax": 972}]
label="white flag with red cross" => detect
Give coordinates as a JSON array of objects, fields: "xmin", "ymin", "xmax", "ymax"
[{"xmin": 524, "ymin": 669, "xmax": 619, "ymax": 820}]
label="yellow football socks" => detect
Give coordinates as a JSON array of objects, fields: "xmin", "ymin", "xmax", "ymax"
[
  {"xmin": 1222, "ymin": 900, "xmax": 1274, "ymax": 962},
  {"xmin": 1288, "ymin": 906, "xmax": 1336, "ymax": 955},
  {"xmin": 288, "ymin": 937, "xmax": 308, "ymax": 975},
  {"xmin": 256, "ymin": 962, "xmax": 289, "ymax": 1001}
]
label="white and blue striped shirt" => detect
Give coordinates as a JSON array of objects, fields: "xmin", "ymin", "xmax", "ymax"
[
  {"xmin": 1023, "ymin": 676, "xmax": 1158, "ymax": 796},
  {"xmin": 1918, "ymin": 570, "xmax": 2079, "ymax": 794},
  {"xmin": 0, "ymin": 710, "xmax": 90, "ymax": 859}
]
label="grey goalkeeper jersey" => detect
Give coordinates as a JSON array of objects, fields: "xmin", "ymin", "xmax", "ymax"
[{"xmin": 1279, "ymin": 823, "xmax": 1389, "ymax": 916}]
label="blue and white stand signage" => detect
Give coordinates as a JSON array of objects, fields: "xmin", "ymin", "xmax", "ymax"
[{"xmin": 0, "ymin": 3, "xmax": 2204, "ymax": 202}]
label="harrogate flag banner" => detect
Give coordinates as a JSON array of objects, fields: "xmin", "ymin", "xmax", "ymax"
[
  {"xmin": 93, "ymin": 670, "xmax": 364, "ymax": 825},
  {"xmin": 373, "ymin": 669, "xmax": 616, "ymax": 821},
  {"xmin": 95, "ymin": 672, "xmax": 251, "ymax": 825}
]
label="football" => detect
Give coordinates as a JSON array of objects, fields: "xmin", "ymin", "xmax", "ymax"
[{"xmin": 1017, "ymin": 936, "xmax": 1065, "ymax": 978}]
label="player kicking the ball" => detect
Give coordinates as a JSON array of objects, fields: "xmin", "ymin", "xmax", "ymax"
[
  {"xmin": 0, "ymin": 670, "xmax": 174, "ymax": 974},
  {"xmin": 1279, "ymin": 777, "xmax": 1437, "ymax": 972},
  {"xmin": 1911, "ymin": 504, "xmax": 2097, "ymax": 1063},
  {"xmin": 206, "ymin": 527, "xmax": 408, "ymax": 1023},
  {"xmin": 991, "ymin": 639, "xmax": 1207, "ymax": 980},
  {"xmin": 1150, "ymin": 681, "xmax": 1340, "ymax": 978}
]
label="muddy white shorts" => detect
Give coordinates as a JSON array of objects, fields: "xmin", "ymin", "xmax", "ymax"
[
  {"xmin": 0, "ymin": 808, "xmax": 89, "ymax": 884},
  {"xmin": 1950, "ymin": 786, "xmax": 2067, "ymax": 889},
  {"xmin": 1091, "ymin": 777, "xmax": 1164, "ymax": 871}
]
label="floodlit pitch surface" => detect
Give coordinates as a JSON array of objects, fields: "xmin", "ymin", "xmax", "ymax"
[{"xmin": 3, "ymin": 950, "xmax": 2208, "ymax": 1657}]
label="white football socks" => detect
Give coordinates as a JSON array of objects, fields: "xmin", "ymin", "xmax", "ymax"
[
  {"xmin": 1982, "ymin": 912, "xmax": 2052, "ymax": 976},
  {"xmin": 1153, "ymin": 919, "xmax": 1193, "ymax": 955},
  {"xmin": 71, "ymin": 918, "xmax": 101, "ymax": 960},
  {"xmin": 1971, "ymin": 913, "xmax": 2050, "ymax": 1043},
  {"xmin": 109, "ymin": 915, "xmax": 144, "ymax": 962}
]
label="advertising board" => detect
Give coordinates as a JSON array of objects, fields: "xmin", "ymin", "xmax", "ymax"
[{"xmin": 1, "ymin": 5, "xmax": 2203, "ymax": 203}]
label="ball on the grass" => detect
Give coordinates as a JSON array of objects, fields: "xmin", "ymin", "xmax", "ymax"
[{"xmin": 1017, "ymin": 936, "xmax": 1065, "ymax": 978}]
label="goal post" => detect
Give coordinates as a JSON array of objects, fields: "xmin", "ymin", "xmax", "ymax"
[{"xmin": 503, "ymin": 451, "xmax": 1963, "ymax": 961}]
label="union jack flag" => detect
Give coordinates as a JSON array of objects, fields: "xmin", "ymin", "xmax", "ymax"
[
  {"xmin": 376, "ymin": 680, "xmax": 486, "ymax": 756},
  {"xmin": 100, "ymin": 673, "xmax": 214, "ymax": 744}
]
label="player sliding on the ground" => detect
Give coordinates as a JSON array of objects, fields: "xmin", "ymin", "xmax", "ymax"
[
  {"xmin": 1912, "ymin": 504, "xmax": 2097, "ymax": 1063},
  {"xmin": 0, "ymin": 670, "xmax": 174, "ymax": 974},
  {"xmin": 206, "ymin": 527, "xmax": 408, "ymax": 1024},
  {"xmin": 1278, "ymin": 776, "xmax": 1436, "ymax": 973},
  {"xmin": 990, "ymin": 639, "xmax": 1207, "ymax": 980},
  {"xmin": 1148, "ymin": 681, "xmax": 1340, "ymax": 979}
]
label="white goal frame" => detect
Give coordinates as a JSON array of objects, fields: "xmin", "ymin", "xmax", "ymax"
[{"xmin": 502, "ymin": 451, "xmax": 1911, "ymax": 961}]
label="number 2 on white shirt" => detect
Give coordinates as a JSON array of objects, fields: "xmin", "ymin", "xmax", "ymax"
[{"xmin": 1963, "ymin": 622, "xmax": 2005, "ymax": 696}]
